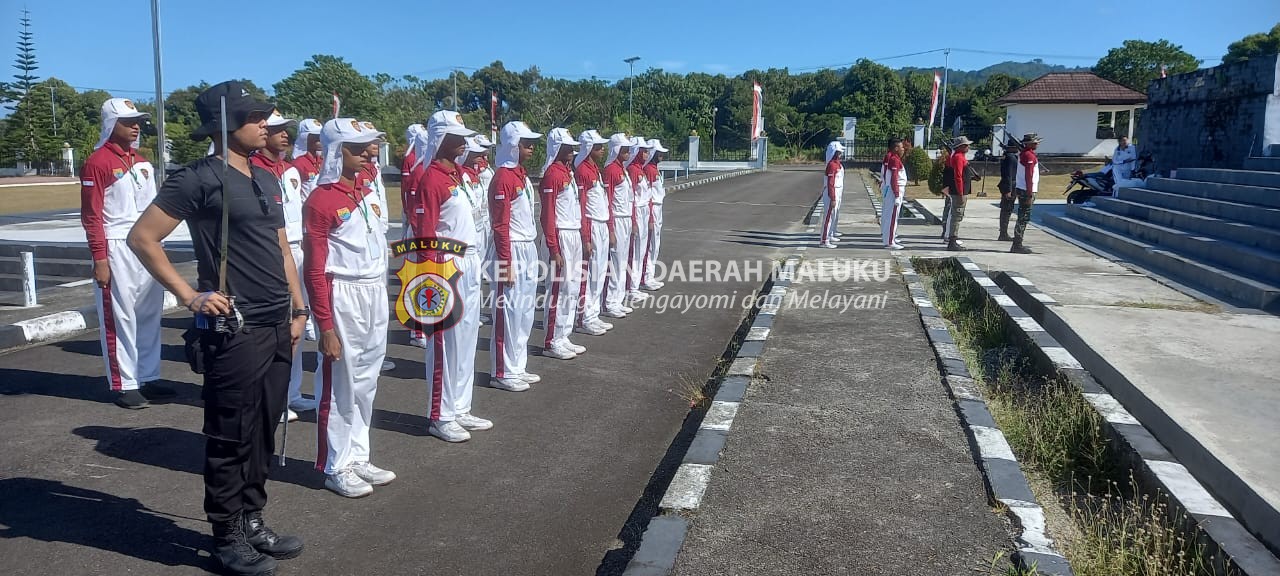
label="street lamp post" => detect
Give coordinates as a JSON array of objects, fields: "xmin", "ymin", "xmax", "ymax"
[
  {"xmin": 150, "ymin": 0, "xmax": 166, "ymax": 181},
  {"xmin": 624, "ymin": 56, "xmax": 640, "ymax": 128}
]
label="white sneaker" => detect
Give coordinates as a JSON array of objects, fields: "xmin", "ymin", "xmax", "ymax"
[
  {"xmin": 641, "ymin": 282, "xmax": 662, "ymax": 291},
  {"xmin": 408, "ymin": 336, "xmax": 428, "ymax": 349},
  {"xmin": 480, "ymin": 313, "xmax": 493, "ymax": 325},
  {"xmin": 456, "ymin": 413, "xmax": 494, "ymax": 431},
  {"xmin": 956, "ymin": 240, "xmax": 966, "ymax": 247},
  {"xmin": 888, "ymin": 243, "xmax": 905, "ymax": 250},
  {"xmin": 620, "ymin": 305, "xmax": 635, "ymax": 313},
  {"xmin": 382, "ymin": 361, "xmax": 396, "ymax": 371},
  {"xmin": 544, "ymin": 344, "xmax": 577, "ymax": 360},
  {"xmin": 565, "ymin": 341, "xmax": 586, "ymax": 354},
  {"xmin": 519, "ymin": 372, "xmax": 541, "ymax": 384},
  {"xmin": 593, "ymin": 320, "xmax": 614, "ymax": 331},
  {"xmin": 286, "ymin": 409, "xmax": 299, "ymax": 423},
  {"xmin": 491, "ymin": 377, "xmax": 531, "ymax": 392},
  {"xmin": 428, "ymin": 420, "xmax": 471, "ymax": 442},
  {"xmin": 289, "ymin": 397, "xmax": 319, "ymax": 412},
  {"xmin": 628, "ymin": 291, "xmax": 650, "ymax": 302},
  {"xmin": 603, "ymin": 308, "xmax": 628, "ymax": 318},
  {"xmin": 325, "ymin": 469, "xmax": 373, "ymax": 498},
  {"xmin": 351, "ymin": 461, "xmax": 396, "ymax": 486},
  {"xmin": 820, "ymin": 242, "xmax": 837, "ymax": 249},
  {"xmin": 576, "ymin": 323, "xmax": 606, "ymax": 336},
  {"xmin": 834, "ymin": 232, "xmax": 843, "ymax": 238}
]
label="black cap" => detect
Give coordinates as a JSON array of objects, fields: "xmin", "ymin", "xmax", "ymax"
[{"xmin": 190, "ymin": 81, "xmax": 275, "ymax": 141}]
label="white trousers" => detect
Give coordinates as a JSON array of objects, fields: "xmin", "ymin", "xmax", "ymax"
[
  {"xmin": 316, "ymin": 276, "xmax": 388, "ymax": 475},
  {"xmin": 644, "ymin": 203, "xmax": 664, "ymax": 284},
  {"xmin": 629, "ymin": 204, "xmax": 651, "ymax": 292},
  {"xmin": 287, "ymin": 242, "xmax": 312, "ymax": 405},
  {"xmin": 580, "ymin": 221, "xmax": 611, "ymax": 326},
  {"xmin": 820, "ymin": 193, "xmax": 841, "ymax": 243},
  {"xmin": 426, "ymin": 249, "xmax": 481, "ymax": 422},
  {"xmin": 606, "ymin": 216, "xmax": 633, "ymax": 311},
  {"xmin": 544, "ymin": 230, "xmax": 583, "ymax": 348},
  {"xmin": 95, "ymin": 238, "xmax": 163, "ymax": 391},
  {"xmin": 492, "ymin": 241, "xmax": 537, "ymax": 380},
  {"xmin": 881, "ymin": 188, "xmax": 902, "ymax": 246}
]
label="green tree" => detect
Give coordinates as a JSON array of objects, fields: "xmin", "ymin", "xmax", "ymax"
[
  {"xmin": 830, "ymin": 60, "xmax": 911, "ymax": 140},
  {"xmin": 1093, "ymin": 39, "xmax": 1200, "ymax": 92},
  {"xmin": 11, "ymin": 9, "xmax": 39, "ymax": 101},
  {"xmin": 0, "ymin": 78, "xmax": 103, "ymax": 167},
  {"xmin": 273, "ymin": 55, "xmax": 383, "ymax": 122},
  {"xmin": 905, "ymin": 147, "xmax": 932, "ymax": 185},
  {"xmin": 1223, "ymin": 23, "xmax": 1280, "ymax": 64}
]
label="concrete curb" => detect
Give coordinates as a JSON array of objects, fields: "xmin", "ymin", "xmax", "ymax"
[
  {"xmin": 935, "ymin": 256, "xmax": 1280, "ymax": 576},
  {"xmin": 622, "ymin": 249, "xmax": 802, "ymax": 576},
  {"xmin": 0, "ymin": 292, "xmax": 180, "ymax": 353},
  {"xmin": 898, "ymin": 255, "xmax": 1075, "ymax": 576},
  {"xmin": 0, "ymin": 171, "xmax": 766, "ymax": 356}
]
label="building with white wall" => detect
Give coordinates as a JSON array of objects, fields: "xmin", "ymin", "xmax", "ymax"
[{"xmin": 997, "ymin": 73, "xmax": 1147, "ymax": 157}]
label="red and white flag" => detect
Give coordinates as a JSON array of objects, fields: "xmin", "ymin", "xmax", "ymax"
[
  {"xmin": 750, "ymin": 81, "xmax": 763, "ymax": 141},
  {"xmin": 331, "ymin": 92, "xmax": 341, "ymax": 118},
  {"xmin": 490, "ymin": 91, "xmax": 499, "ymax": 138},
  {"xmin": 928, "ymin": 71, "xmax": 941, "ymax": 127}
]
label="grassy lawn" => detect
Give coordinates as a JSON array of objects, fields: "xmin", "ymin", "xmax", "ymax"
[{"xmin": 0, "ymin": 183, "xmax": 405, "ymax": 220}]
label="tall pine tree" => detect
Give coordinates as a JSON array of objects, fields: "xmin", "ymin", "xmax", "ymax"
[{"xmin": 12, "ymin": 9, "xmax": 39, "ymax": 96}]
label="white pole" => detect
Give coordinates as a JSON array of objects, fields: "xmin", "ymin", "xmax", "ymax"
[
  {"xmin": 939, "ymin": 48, "xmax": 950, "ymax": 137},
  {"xmin": 151, "ymin": 0, "xmax": 167, "ymax": 184},
  {"xmin": 20, "ymin": 251, "xmax": 36, "ymax": 307},
  {"xmin": 452, "ymin": 70, "xmax": 458, "ymax": 112}
]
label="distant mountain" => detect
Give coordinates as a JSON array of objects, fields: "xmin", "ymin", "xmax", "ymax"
[{"xmin": 897, "ymin": 59, "xmax": 1090, "ymax": 85}]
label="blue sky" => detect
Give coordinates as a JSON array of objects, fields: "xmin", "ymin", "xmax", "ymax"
[{"xmin": 10, "ymin": 0, "xmax": 1279, "ymax": 99}]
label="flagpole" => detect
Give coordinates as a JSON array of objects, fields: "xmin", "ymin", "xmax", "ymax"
[
  {"xmin": 939, "ymin": 48, "xmax": 951, "ymax": 136},
  {"xmin": 150, "ymin": 0, "xmax": 166, "ymax": 183}
]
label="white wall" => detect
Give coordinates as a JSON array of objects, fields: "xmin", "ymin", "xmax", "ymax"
[{"xmin": 1005, "ymin": 103, "xmax": 1135, "ymax": 157}]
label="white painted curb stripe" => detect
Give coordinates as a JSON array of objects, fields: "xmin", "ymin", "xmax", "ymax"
[
  {"xmin": 700, "ymin": 401, "xmax": 739, "ymax": 431},
  {"xmin": 1011, "ymin": 316, "xmax": 1045, "ymax": 333},
  {"xmin": 970, "ymin": 425, "xmax": 1018, "ymax": 462},
  {"xmin": 745, "ymin": 327, "xmax": 770, "ymax": 341},
  {"xmin": 1041, "ymin": 346, "xmax": 1083, "ymax": 370},
  {"xmin": 913, "ymin": 297, "xmax": 933, "ymax": 308},
  {"xmin": 661, "ymin": 464, "xmax": 714, "ymax": 511},
  {"xmin": 999, "ymin": 499, "xmax": 1060, "ymax": 555},
  {"xmin": 1082, "ymin": 393, "xmax": 1141, "ymax": 426},
  {"xmin": 1146, "ymin": 460, "xmax": 1234, "ymax": 518},
  {"xmin": 727, "ymin": 357, "xmax": 756, "ymax": 377},
  {"xmin": 16, "ymin": 310, "xmax": 87, "ymax": 342},
  {"xmin": 975, "ymin": 276, "xmax": 996, "ymax": 287},
  {"xmin": 993, "ymin": 294, "xmax": 1016, "ymax": 306}
]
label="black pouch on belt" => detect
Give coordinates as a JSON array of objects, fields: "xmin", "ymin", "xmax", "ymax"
[{"xmin": 182, "ymin": 326, "xmax": 206, "ymax": 374}]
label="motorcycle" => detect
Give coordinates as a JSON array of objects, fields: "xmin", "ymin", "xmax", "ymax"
[{"xmin": 1065, "ymin": 168, "xmax": 1114, "ymax": 204}]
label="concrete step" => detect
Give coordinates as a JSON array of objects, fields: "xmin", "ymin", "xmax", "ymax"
[
  {"xmin": 0, "ymin": 272, "xmax": 89, "ymax": 293},
  {"xmin": 1244, "ymin": 156, "xmax": 1280, "ymax": 172},
  {"xmin": 1092, "ymin": 197, "xmax": 1280, "ymax": 253},
  {"xmin": 1119, "ymin": 188, "xmax": 1280, "ymax": 231},
  {"xmin": 1146, "ymin": 177, "xmax": 1280, "ymax": 209},
  {"xmin": 0, "ymin": 256, "xmax": 92, "ymax": 278},
  {"xmin": 1068, "ymin": 204, "xmax": 1280, "ymax": 284},
  {"xmin": 1177, "ymin": 168, "xmax": 1280, "ymax": 190},
  {"xmin": 1043, "ymin": 214, "xmax": 1280, "ymax": 312}
]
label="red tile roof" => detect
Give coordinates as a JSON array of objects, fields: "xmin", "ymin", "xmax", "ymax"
[{"xmin": 997, "ymin": 73, "xmax": 1147, "ymax": 105}]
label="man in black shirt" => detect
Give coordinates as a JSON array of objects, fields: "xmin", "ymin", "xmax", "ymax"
[
  {"xmin": 128, "ymin": 81, "xmax": 307, "ymax": 576},
  {"xmin": 997, "ymin": 138, "xmax": 1022, "ymax": 241}
]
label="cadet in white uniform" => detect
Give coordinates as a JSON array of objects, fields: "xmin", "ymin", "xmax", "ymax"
[
  {"xmin": 573, "ymin": 129, "xmax": 615, "ymax": 336},
  {"xmin": 538, "ymin": 128, "xmax": 586, "ymax": 360},
  {"xmin": 489, "ymin": 121, "xmax": 544, "ymax": 390}
]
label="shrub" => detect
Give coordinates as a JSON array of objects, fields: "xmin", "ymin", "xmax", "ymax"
[
  {"xmin": 927, "ymin": 154, "xmax": 947, "ymax": 195},
  {"xmin": 906, "ymin": 147, "xmax": 932, "ymax": 184}
]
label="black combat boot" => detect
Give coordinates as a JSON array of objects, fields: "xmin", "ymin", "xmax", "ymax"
[
  {"xmin": 946, "ymin": 239, "xmax": 964, "ymax": 251},
  {"xmin": 244, "ymin": 510, "xmax": 304, "ymax": 560},
  {"xmin": 212, "ymin": 514, "xmax": 277, "ymax": 576},
  {"xmin": 1010, "ymin": 242, "xmax": 1033, "ymax": 254}
]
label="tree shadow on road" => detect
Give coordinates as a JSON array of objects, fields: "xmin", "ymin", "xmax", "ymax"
[
  {"xmin": 0, "ymin": 367, "xmax": 203, "ymax": 408},
  {"xmin": 0, "ymin": 477, "xmax": 213, "ymax": 572},
  {"xmin": 72, "ymin": 425, "xmax": 325, "ymax": 491}
]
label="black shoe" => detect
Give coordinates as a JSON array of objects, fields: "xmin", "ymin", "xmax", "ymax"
[
  {"xmin": 997, "ymin": 233, "xmax": 1012, "ymax": 241},
  {"xmin": 213, "ymin": 515, "xmax": 277, "ymax": 575},
  {"xmin": 946, "ymin": 241, "xmax": 964, "ymax": 252},
  {"xmin": 140, "ymin": 382, "xmax": 177, "ymax": 399},
  {"xmin": 114, "ymin": 390, "xmax": 150, "ymax": 409},
  {"xmin": 244, "ymin": 510, "xmax": 304, "ymax": 560},
  {"xmin": 1010, "ymin": 243, "xmax": 1033, "ymax": 254}
]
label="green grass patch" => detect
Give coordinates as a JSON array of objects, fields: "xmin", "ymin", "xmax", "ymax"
[{"xmin": 916, "ymin": 257, "xmax": 1237, "ymax": 576}]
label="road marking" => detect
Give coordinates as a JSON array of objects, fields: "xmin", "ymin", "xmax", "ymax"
[{"xmin": 660, "ymin": 464, "xmax": 714, "ymax": 511}]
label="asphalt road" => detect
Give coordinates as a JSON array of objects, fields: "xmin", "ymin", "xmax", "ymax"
[{"xmin": 0, "ymin": 169, "xmax": 817, "ymax": 575}]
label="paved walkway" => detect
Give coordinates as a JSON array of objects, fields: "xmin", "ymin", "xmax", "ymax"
[
  {"xmin": 909, "ymin": 192, "xmax": 1280, "ymax": 555},
  {"xmin": 672, "ymin": 173, "xmax": 1012, "ymax": 575}
]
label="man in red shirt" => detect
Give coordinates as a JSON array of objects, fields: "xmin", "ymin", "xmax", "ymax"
[
  {"xmin": 400, "ymin": 123, "xmax": 425, "ymax": 239},
  {"xmin": 819, "ymin": 141, "xmax": 844, "ymax": 248},
  {"xmin": 490, "ymin": 121, "xmax": 544, "ymax": 390},
  {"xmin": 410, "ymin": 111, "xmax": 495, "ymax": 442},
  {"xmin": 303, "ymin": 118, "xmax": 395, "ymax": 497},
  {"xmin": 1011, "ymin": 133, "xmax": 1042, "ymax": 254},
  {"xmin": 625, "ymin": 137, "xmax": 653, "ymax": 304},
  {"xmin": 81, "ymin": 97, "xmax": 173, "ymax": 409},
  {"xmin": 539, "ymin": 128, "xmax": 586, "ymax": 360},
  {"xmin": 602, "ymin": 133, "xmax": 634, "ymax": 318},
  {"xmin": 944, "ymin": 136, "xmax": 978, "ymax": 251},
  {"xmin": 641, "ymin": 138, "xmax": 668, "ymax": 290},
  {"xmin": 573, "ymin": 129, "xmax": 614, "ymax": 335},
  {"xmin": 880, "ymin": 139, "xmax": 906, "ymax": 249}
]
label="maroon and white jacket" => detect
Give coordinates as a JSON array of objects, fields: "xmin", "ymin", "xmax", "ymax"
[{"xmin": 80, "ymin": 142, "xmax": 158, "ymax": 260}]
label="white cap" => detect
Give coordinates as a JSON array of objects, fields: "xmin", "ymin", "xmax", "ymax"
[
  {"xmin": 647, "ymin": 138, "xmax": 668, "ymax": 153},
  {"xmin": 428, "ymin": 110, "xmax": 477, "ymax": 138},
  {"xmin": 574, "ymin": 129, "xmax": 609, "ymax": 167},
  {"xmin": 474, "ymin": 134, "xmax": 495, "ymax": 148},
  {"xmin": 606, "ymin": 132, "xmax": 631, "ymax": 165},
  {"xmin": 266, "ymin": 110, "xmax": 296, "ymax": 128},
  {"xmin": 292, "ymin": 118, "xmax": 323, "ymax": 159},
  {"xmin": 95, "ymin": 97, "xmax": 150, "ymax": 150},
  {"xmin": 497, "ymin": 121, "xmax": 543, "ymax": 168},
  {"xmin": 464, "ymin": 135, "xmax": 489, "ymax": 154},
  {"xmin": 825, "ymin": 140, "xmax": 845, "ymax": 163},
  {"xmin": 626, "ymin": 136, "xmax": 651, "ymax": 167},
  {"xmin": 631, "ymin": 136, "xmax": 651, "ymax": 148},
  {"xmin": 541, "ymin": 127, "xmax": 580, "ymax": 174},
  {"xmin": 318, "ymin": 118, "xmax": 386, "ymax": 185}
]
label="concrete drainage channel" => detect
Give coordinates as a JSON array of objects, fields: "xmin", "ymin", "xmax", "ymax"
[
  {"xmin": 906, "ymin": 256, "xmax": 1280, "ymax": 576},
  {"xmin": 599, "ymin": 255, "xmax": 797, "ymax": 576}
]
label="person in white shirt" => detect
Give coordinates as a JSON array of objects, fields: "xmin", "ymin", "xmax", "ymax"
[{"xmin": 1109, "ymin": 135, "xmax": 1138, "ymax": 197}]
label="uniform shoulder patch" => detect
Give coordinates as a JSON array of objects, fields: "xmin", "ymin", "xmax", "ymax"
[
  {"xmin": 337, "ymin": 207, "xmax": 352, "ymax": 221},
  {"xmin": 81, "ymin": 180, "xmax": 95, "ymax": 187}
]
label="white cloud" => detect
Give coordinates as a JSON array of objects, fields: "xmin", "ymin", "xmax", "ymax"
[{"xmin": 657, "ymin": 60, "xmax": 688, "ymax": 70}]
